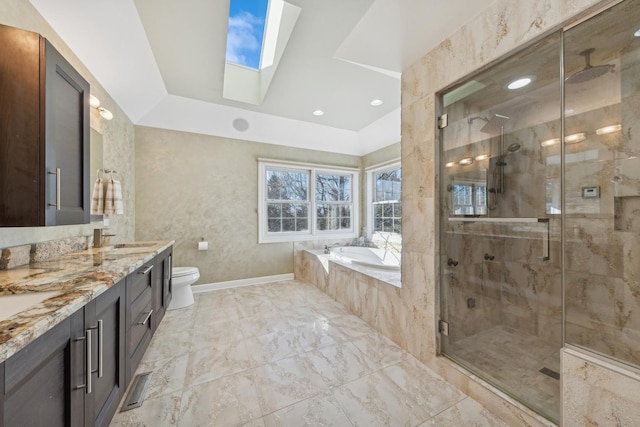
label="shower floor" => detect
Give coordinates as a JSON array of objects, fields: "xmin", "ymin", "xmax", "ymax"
[{"xmin": 446, "ymin": 325, "xmax": 560, "ymax": 421}]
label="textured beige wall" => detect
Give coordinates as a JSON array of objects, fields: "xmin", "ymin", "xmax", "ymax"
[
  {"xmin": 0, "ymin": 0, "xmax": 136, "ymax": 248},
  {"xmin": 134, "ymin": 126, "xmax": 363, "ymax": 284}
]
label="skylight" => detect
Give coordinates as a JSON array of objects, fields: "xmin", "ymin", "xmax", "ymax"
[{"xmin": 226, "ymin": 0, "xmax": 269, "ymax": 69}]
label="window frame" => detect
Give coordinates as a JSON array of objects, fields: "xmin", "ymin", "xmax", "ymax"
[
  {"xmin": 258, "ymin": 160, "xmax": 359, "ymax": 243},
  {"xmin": 366, "ymin": 160, "xmax": 401, "ymax": 239}
]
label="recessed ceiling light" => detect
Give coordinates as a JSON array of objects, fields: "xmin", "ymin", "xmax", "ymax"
[
  {"xmin": 540, "ymin": 138, "xmax": 560, "ymax": 147},
  {"xmin": 459, "ymin": 157, "xmax": 474, "ymax": 165},
  {"xmin": 596, "ymin": 124, "xmax": 621, "ymax": 135},
  {"xmin": 474, "ymin": 154, "xmax": 490, "ymax": 161},
  {"xmin": 445, "ymin": 161, "xmax": 456, "ymax": 168},
  {"xmin": 635, "ymin": 28, "xmax": 640, "ymax": 37},
  {"xmin": 506, "ymin": 76, "xmax": 534, "ymax": 90},
  {"xmin": 312, "ymin": 109, "xmax": 324, "ymax": 116},
  {"xmin": 370, "ymin": 99, "xmax": 383, "ymax": 106},
  {"xmin": 564, "ymin": 132, "xmax": 586, "ymax": 144}
]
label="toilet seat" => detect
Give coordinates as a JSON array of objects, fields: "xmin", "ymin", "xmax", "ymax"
[{"xmin": 172, "ymin": 266, "xmax": 198, "ymax": 278}]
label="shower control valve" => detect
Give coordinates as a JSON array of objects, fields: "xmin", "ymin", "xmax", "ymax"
[
  {"xmin": 447, "ymin": 258, "xmax": 459, "ymax": 267},
  {"xmin": 484, "ymin": 253, "xmax": 495, "ymax": 261}
]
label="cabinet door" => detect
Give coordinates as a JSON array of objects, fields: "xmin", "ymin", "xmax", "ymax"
[
  {"xmin": 0, "ymin": 25, "xmax": 43, "ymax": 225},
  {"xmin": 85, "ymin": 283, "xmax": 126, "ymax": 427},
  {"xmin": 0, "ymin": 309, "xmax": 85, "ymax": 427},
  {"xmin": 151, "ymin": 249, "xmax": 173, "ymax": 330},
  {"xmin": 44, "ymin": 40, "xmax": 90, "ymax": 226}
]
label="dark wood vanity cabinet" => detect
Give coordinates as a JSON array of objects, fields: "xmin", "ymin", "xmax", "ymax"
[
  {"xmin": 0, "ymin": 309, "xmax": 85, "ymax": 427},
  {"xmin": 0, "ymin": 284, "xmax": 125, "ymax": 427},
  {"xmin": 0, "ymin": 23, "xmax": 90, "ymax": 227},
  {"xmin": 0, "ymin": 247, "xmax": 172, "ymax": 426}
]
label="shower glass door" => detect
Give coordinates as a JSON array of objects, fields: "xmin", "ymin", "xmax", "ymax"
[{"xmin": 438, "ymin": 34, "xmax": 562, "ymax": 422}]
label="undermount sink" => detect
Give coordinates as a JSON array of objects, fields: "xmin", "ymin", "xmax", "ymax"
[
  {"xmin": 112, "ymin": 242, "xmax": 156, "ymax": 249},
  {"xmin": 0, "ymin": 291, "xmax": 59, "ymax": 322}
]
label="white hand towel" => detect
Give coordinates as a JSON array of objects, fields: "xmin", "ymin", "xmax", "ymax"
[
  {"xmin": 104, "ymin": 178, "xmax": 124, "ymax": 215},
  {"xmin": 90, "ymin": 177, "xmax": 104, "ymax": 214}
]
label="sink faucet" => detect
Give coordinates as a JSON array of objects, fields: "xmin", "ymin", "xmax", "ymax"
[{"xmin": 93, "ymin": 228, "xmax": 116, "ymax": 248}]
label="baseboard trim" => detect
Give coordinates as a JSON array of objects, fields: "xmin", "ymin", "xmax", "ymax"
[{"xmin": 192, "ymin": 273, "xmax": 295, "ymax": 293}]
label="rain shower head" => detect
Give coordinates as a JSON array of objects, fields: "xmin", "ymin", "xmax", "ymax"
[
  {"xmin": 467, "ymin": 114, "xmax": 510, "ymax": 134},
  {"xmin": 565, "ymin": 48, "xmax": 615, "ymax": 84}
]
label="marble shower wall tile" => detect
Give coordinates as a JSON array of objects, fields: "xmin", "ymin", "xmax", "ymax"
[{"xmin": 562, "ymin": 348, "xmax": 640, "ymax": 426}]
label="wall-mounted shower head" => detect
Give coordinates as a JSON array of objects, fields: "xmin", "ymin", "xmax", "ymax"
[
  {"xmin": 505, "ymin": 142, "xmax": 521, "ymax": 153},
  {"xmin": 467, "ymin": 114, "xmax": 510, "ymax": 134},
  {"xmin": 565, "ymin": 48, "xmax": 615, "ymax": 84}
]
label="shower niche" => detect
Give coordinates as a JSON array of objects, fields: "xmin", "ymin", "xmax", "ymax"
[{"xmin": 438, "ymin": 0, "xmax": 640, "ymax": 423}]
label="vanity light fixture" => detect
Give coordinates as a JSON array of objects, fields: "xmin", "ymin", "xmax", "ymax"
[
  {"xmin": 635, "ymin": 28, "xmax": 640, "ymax": 37},
  {"xmin": 564, "ymin": 132, "xmax": 586, "ymax": 144},
  {"xmin": 89, "ymin": 95, "xmax": 101, "ymax": 108},
  {"xmin": 89, "ymin": 94, "xmax": 114, "ymax": 121},
  {"xmin": 540, "ymin": 138, "xmax": 561, "ymax": 147},
  {"xmin": 474, "ymin": 154, "xmax": 490, "ymax": 161},
  {"xmin": 596, "ymin": 124, "xmax": 622, "ymax": 135},
  {"xmin": 312, "ymin": 109, "xmax": 325, "ymax": 116},
  {"xmin": 445, "ymin": 161, "xmax": 456, "ymax": 168},
  {"xmin": 459, "ymin": 157, "xmax": 474, "ymax": 165},
  {"xmin": 370, "ymin": 99, "xmax": 383, "ymax": 106},
  {"xmin": 506, "ymin": 75, "xmax": 535, "ymax": 90}
]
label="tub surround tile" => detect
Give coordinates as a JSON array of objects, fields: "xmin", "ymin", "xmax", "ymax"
[{"xmin": 0, "ymin": 240, "xmax": 173, "ymax": 363}]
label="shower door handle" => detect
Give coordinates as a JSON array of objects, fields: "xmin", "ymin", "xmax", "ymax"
[{"xmin": 538, "ymin": 218, "xmax": 550, "ymax": 261}]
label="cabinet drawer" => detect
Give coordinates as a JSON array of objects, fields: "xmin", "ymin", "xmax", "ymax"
[
  {"xmin": 129, "ymin": 292, "xmax": 152, "ymax": 354},
  {"xmin": 130, "ymin": 264, "xmax": 153, "ymax": 302}
]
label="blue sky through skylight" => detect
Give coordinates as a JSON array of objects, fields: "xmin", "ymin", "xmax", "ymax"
[{"xmin": 226, "ymin": 0, "xmax": 269, "ymax": 69}]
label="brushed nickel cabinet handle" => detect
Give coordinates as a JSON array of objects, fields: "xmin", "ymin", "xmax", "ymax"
[
  {"xmin": 97, "ymin": 319, "xmax": 103, "ymax": 378},
  {"xmin": 138, "ymin": 309, "xmax": 153, "ymax": 325},
  {"xmin": 47, "ymin": 167, "xmax": 61, "ymax": 210},
  {"xmin": 138, "ymin": 265, "xmax": 153, "ymax": 275}
]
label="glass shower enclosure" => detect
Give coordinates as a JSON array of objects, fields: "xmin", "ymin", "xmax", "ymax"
[{"xmin": 438, "ymin": 0, "xmax": 640, "ymax": 422}]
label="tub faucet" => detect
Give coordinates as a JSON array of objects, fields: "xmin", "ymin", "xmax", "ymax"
[{"xmin": 94, "ymin": 228, "xmax": 116, "ymax": 248}]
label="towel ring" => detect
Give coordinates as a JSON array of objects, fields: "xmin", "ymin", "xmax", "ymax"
[{"xmin": 97, "ymin": 169, "xmax": 103, "ymax": 179}]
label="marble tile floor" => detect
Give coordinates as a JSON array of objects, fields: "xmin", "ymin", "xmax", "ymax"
[
  {"xmin": 111, "ymin": 280, "xmax": 510, "ymax": 426},
  {"xmin": 447, "ymin": 325, "xmax": 560, "ymax": 423}
]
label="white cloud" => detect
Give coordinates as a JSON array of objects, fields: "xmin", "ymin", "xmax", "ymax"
[{"xmin": 226, "ymin": 11, "xmax": 264, "ymax": 67}]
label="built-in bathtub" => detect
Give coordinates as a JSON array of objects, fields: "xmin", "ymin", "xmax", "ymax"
[{"xmin": 329, "ymin": 246, "xmax": 400, "ymax": 271}]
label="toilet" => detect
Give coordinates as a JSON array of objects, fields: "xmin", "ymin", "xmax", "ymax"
[{"xmin": 169, "ymin": 267, "xmax": 199, "ymax": 310}]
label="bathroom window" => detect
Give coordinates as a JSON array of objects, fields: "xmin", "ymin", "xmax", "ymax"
[
  {"xmin": 451, "ymin": 180, "xmax": 487, "ymax": 216},
  {"xmin": 366, "ymin": 161, "xmax": 402, "ymax": 239},
  {"xmin": 258, "ymin": 160, "xmax": 359, "ymax": 243}
]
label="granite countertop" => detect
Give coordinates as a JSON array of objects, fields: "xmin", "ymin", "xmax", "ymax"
[{"xmin": 0, "ymin": 240, "xmax": 174, "ymax": 363}]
